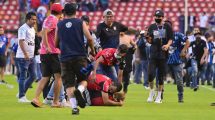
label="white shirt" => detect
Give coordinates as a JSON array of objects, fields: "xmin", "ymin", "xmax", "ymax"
[
  {"xmin": 16, "ymin": 23, "xmax": 35, "ymax": 58},
  {"xmin": 189, "ymin": 16, "xmax": 194, "ymax": 27},
  {"xmin": 200, "ymin": 15, "xmax": 208, "ymax": 28}
]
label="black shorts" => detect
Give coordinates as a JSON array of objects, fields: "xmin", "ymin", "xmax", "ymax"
[
  {"xmin": 0, "ymin": 54, "xmax": 6, "ymax": 67},
  {"xmin": 61, "ymin": 57, "xmax": 88, "ymax": 89},
  {"xmin": 148, "ymin": 59, "xmax": 167, "ymax": 85},
  {"xmin": 40, "ymin": 54, "xmax": 61, "ymax": 77}
]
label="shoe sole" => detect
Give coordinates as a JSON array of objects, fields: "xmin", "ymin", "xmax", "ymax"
[
  {"xmin": 74, "ymin": 90, "xmax": 86, "ymax": 108},
  {"xmin": 31, "ymin": 101, "xmax": 42, "ymax": 107}
]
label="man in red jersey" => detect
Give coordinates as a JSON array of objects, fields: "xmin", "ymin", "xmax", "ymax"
[
  {"xmin": 91, "ymin": 44, "xmax": 128, "ymax": 83},
  {"xmin": 86, "ymin": 73, "xmax": 124, "ymax": 106}
]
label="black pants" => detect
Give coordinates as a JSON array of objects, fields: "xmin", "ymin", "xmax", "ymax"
[
  {"xmin": 148, "ymin": 59, "xmax": 167, "ymax": 85},
  {"xmin": 123, "ymin": 51, "xmax": 133, "ymax": 93}
]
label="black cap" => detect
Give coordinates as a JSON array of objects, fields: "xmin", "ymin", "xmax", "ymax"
[
  {"xmin": 63, "ymin": 3, "xmax": 77, "ymax": 15},
  {"xmin": 154, "ymin": 10, "xmax": 164, "ymax": 17},
  {"xmin": 81, "ymin": 15, "xmax": 90, "ymax": 23}
]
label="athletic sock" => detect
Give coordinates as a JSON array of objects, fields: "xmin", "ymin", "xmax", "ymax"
[
  {"xmin": 70, "ymin": 98, "xmax": 77, "ymax": 109},
  {"xmin": 78, "ymin": 85, "xmax": 85, "ymax": 93},
  {"xmin": 157, "ymin": 91, "xmax": 162, "ymax": 99}
]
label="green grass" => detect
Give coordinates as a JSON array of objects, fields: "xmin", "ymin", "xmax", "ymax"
[{"xmin": 0, "ymin": 75, "xmax": 215, "ymax": 120}]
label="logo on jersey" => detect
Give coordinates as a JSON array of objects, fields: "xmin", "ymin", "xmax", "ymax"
[
  {"xmin": 66, "ymin": 22, "xmax": 72, "ymax": 28},
  {"xmin": 113, "ymin": 26, "xmax": 116, "ymax": 30}
]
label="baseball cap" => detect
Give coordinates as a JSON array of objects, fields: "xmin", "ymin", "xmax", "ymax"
[
  {"xmin": 51, "ymin": 3, "xmax": 63, "ymax": 13},
  {"xmin": 63, "ymin": 3, "xmax": 77, "ymax": 15},
  {"xmin": 103, "ymin": 9, "xmax": 114, "ymax": 16},
  {"xmin": 154, "ymin": 10, "xmax": 164, "ymax": 17},
  {"xmin": 81, "ymin": 15, "xmax": 90, "ymax": 23}
]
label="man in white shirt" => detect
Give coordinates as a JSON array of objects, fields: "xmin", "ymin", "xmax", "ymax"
[
  {"xmin": 16, "ymin": 12, "xmax": 37, "ymax": 103},
  {"xmin": 199, "ymin": 12, "xmax": 208, "ymax": 35}
]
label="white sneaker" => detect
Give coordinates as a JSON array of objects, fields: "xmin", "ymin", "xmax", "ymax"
[
  {"xmin": 16, "ymin": 93, "xmax": 19, "ymax": 98},
  {"xmin": 147, "ymin": 90, "xmax": 155, "ymax": 102},
  {"xmin": 43, "ymin": 98, "xmax": 53, "ymax": 105},
  {"xmin": 155, "ymin": 97, "xmax": 162, "ymax": 104},
  {"xmin": 144, "ymin": 86, "xmax": 150, "ymax": 90},
  {"xmin": 61, "ymin": 99, "xmax": 71, "ymax": 107},
  {"xmin": 18, "ymin": 96, "xmax": 30, "ymax": 103}
]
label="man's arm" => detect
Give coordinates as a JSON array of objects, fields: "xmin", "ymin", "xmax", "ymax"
[
  {"xmin": 102, "ymin": 92, "xmax": 123, "ymax": 106},
  {"xmin": 180, "ymin": 38, "xmax": 190, "ymax": 58},
  {"xmin": 200, "ymin": 47, "xmax": 208, "ymax": 65},
  {"xmin": 42, "ymin": 28, "xmax": 52, "ymax": 52},
  {"xmin": 92, "ymin": 56, "xmax": 104, "ymax": 80},
  {"xmin": 19, "ymin": 40, "xmax": 29, "ymax": 60},
  {"xmin": 117, "ymin": 69, "xmax": 123, "ymax": 83},
  {"xmin": 54, "ymin": 26, "xmax": 59, "ymax": 48},
  {"xmin": 83, "ymin": 22, "xmax": 95, "ymax": 56}
]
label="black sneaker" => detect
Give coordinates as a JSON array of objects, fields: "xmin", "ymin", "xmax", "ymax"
[
  {"xmin": 72, "ymin": 108, "xmax": 79, "ymax": 115},
  {"xmin": 178, "ymin": 99, "xmax": 184, "ymax": 103},
  {"xmin": 193, "ymin": 87, "xmax": 198, "ymax": 92},
  {"xmin": 74, "ymin": 89, "xmax": 86, "ymax": 108}
]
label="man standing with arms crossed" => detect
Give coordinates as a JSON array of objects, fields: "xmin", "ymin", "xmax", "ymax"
[{"xmin": 55, "ymin": 3, "xmax": 95, "ymax": 115}]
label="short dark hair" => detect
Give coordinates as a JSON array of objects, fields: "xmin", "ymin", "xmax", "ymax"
[
  {"xmin": 26, "ymin": 12, "xmax": 36, "ymax": 21},
  {"xmin": 0, "ymin": 25, "xmax": 3, "ymax": 29},
  {"xmin": 114, "ymin": 82, "xmax": 122, "ymax": 92},
  {"xmin": 118, "ymin": 44, "xmax": 128, "ymax": 54}
]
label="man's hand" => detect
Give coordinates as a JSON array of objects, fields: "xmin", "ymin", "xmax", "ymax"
[
  {"xmin": 200, "ymin": 59, "xmax": 205, "ymax": 65},
  {"xmin": 180, "ymin": 50, "xmax": 187, "ymax": 58},
  {"xmin": 162, "ymin": 44, "xmax": 170, "ymax": 51},
  {"xmin": 46, "ymin": 47, "xmax": 52, "ymax": 54},
  {"xmin": 118, "ymin": 100, "xmax": 123, "ymax": 106},
  {"xmin": 24, "ymin": 53, "xmax": 30, "ymax": 60}
]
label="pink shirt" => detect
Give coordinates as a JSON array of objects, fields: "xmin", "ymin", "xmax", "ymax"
[{"xmin": 40, "ymin": 15, "xmax": 60, "ymax": 54}]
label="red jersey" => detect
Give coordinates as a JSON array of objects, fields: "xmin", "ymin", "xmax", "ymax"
[
  {"xmin": 95, "ymin": 48, "xmax": 117, "ymax": 66},
  {"xmin": 87, "ymin": 74, "xmax": 112, "ymax": 93}
]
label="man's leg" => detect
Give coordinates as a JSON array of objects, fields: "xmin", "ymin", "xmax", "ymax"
[
  {"xmin": 133, "ymin": 61, "xmax": 143, "ymax": 84},
  {"xmin": 142, "ymin": 60, "xmax": 149, "ymax": 87},
  {"xmin": 172, "ymin": 64, "xmax": 184, "ymax": 103},
  {"xmin": 24, "ymin": 59, "xmax": 36, "ymax": 93},
  {"xmin": 52, "ymin": 73, "xmax": 62, "ymax": 106},
  {"xmin": 191, "ymin": 59, "xmax": 198, "ymax": 91},
  {"xmin": 147, "ymin": 59, "xmax": 156, "ymax": 102}
]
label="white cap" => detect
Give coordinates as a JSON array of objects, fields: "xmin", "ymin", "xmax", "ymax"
[{"xmin": 103, "ymin": 9, "xmax": 114, "ymax": 16}]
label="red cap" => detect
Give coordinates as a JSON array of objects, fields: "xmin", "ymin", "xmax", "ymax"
[{"xmin": 51, "ymin": 3, "xmax": 63, "ymax": 13}]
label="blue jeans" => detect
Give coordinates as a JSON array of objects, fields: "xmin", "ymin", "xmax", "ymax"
[
  {"xmin": 168, "ymin": 64, "xmax": 184, "ymax": 100},
  {"xmin": 35, "ymin": 63, "xmax": 42, "ymax": 81},
  {"xmin": 16, "ymin": 58, "xmax": 36, "ymax": 98},
  {"xmin": 206, "ymin": 63, "xmax": 215, "ymax": 84},
  {"xmin": 190, "ymin": 59, "xmax": 198, "ymax": 88},
  {"xmin": 97, "ymin": 64, "xmax": 118, "ymax": 83},
  {"xmin": 198, "ymin": 63, "xmax": 207, "ymax": 84},
  {"xmin": 47, "ymin": 81, "xmax": 65, "ymax": 102},
  {"xmin": 134, "ymin": 60, "xmax": 149, "ymax": 86}
]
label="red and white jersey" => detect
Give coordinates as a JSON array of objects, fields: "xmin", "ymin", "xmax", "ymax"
[
  {"xmin": 87, "ymin": 74, "xmax": 112, "ymax": 93},
  {"xmin": 95, "ymin": 48, "xmax": 117, "ymax": 66}
]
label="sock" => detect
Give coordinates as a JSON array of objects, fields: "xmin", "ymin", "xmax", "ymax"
[
  {"xmin": 70, "ymin": 98, "xmax": 77, "ymax": 109},
  {"xmin": 157, "ymin": 91, "xmax": 162, "ymax": 99},
  {"xmin": 78, "ymin": 85, "xmax": 85, "ymax": 93}
]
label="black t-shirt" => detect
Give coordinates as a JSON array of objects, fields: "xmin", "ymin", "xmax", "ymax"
[
  {"xmin": 96, "ymin": 21, "xmax": 128, "ymax": 49},
  {"xmin": 190, "ymin": 39, "xmax": 207, "ymax": 61},
  {"xmin": 148, "ymin": 23, "xmax": 173, "ymax": 59}
]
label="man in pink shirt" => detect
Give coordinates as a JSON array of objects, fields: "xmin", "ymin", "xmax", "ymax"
[{"xmin": 31, "ymin": 3, "xmax": 63, "ymax": 107}]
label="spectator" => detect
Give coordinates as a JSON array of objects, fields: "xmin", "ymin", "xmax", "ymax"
[
  {"xmin": 178, "ymin": 11, "xmax": 185, "ymax": 34},
  {"xmin": 98, "ymin": 0, "xmax": 108, "ymax": 10},
  {"xmin": 188, "ymin": 13, "xmax": 196, "ymax": 32},
  {"xmin": 0, "ymin": 25, "xmax": 9, "ymax": 84},
  {"xmin": 55, "ymin": 3, "xmax": 95, "ymax": 115},
  {"xmin": 16, "ymin": 12, "xmax": 37, "ymax": 102},
  {"xmin": 208, "ymin": 13, "xmax": 215, "ymax": 32},
  {"xmin": 199, "ymin": 12, "xmax": 208, "ymax": 35}
]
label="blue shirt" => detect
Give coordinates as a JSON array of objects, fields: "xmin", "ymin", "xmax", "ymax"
[
  {"xmin": 11, "ymin": 43, "xmax": 18, "ymax": 54},
  {"xmin": 0, "ymin": 35, "xmax": 8, "ymax": 55},
  {"xmin": 57, "ymin": 18, "xmax": 87, "ymax": 62},
  {"xmin": 167, "ymin": 32, "xmax": 187, "ymax": 64},
  {"xmin": 208, "ymin": 41, "xmax": 215, "ymax": 65}
]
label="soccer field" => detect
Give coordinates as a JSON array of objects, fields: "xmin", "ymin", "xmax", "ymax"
[{"xmin": 0, "ymin": 75, "xmax": 214, "ymax": 120}]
